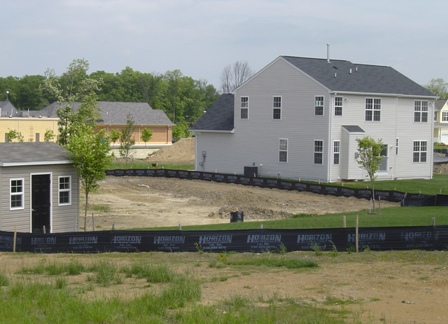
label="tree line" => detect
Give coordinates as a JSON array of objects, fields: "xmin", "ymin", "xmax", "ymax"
[{"xmin": 0, "ymin": 59, "xmax": 221, "ymax": 124}]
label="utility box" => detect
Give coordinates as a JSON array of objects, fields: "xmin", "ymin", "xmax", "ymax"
[
  {"xmin": 244, "ymin": 166, "xmax": 258, "ymax": 178},
  {"xmin": 230, "ymin": 211, "xmax": 244, "ymax": 223}
]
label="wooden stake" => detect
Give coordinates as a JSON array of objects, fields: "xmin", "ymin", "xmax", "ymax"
[
  {"xmin": 432, "ymin": 217, "xmax": 436, "ymax": 228},
  {"xmin": 92, "ymin": 213, "xmax": 95, "ymax": 231},
  {"xmin": 13, "ymin": 225, "xmax": 17, "ymax": 253},
  {"xmin": 343, "ymin": 216, "xmax": 346, "ymax": 228},
  {"xmin": 355, "ymin": 215, "xmax": 359, "ymax": 253}
]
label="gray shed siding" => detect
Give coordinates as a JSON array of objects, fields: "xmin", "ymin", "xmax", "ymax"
[{"xmin": 0, "ymin": 164, "xmax": 79, "ymax": 233}]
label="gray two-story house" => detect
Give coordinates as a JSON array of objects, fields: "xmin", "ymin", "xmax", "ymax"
[{"xmin": 191, "ymin": 56, "xmax": 437, "ymax": 182}]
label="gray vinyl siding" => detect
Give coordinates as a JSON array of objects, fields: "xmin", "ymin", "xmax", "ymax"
[
  {"xmin": 231, "ymin": 58, "xmax": 331, "ymax": 180},
  {"xmin": 0, "ymin": 164, "xmax": 79, "ymax": 233},
  {"xmin": 195, "ymin": 56, "xmax": 435, "ymax": 182},
  {"xmin": 328, "ymin": 95, "xmax": 434, "ymax": 181}
]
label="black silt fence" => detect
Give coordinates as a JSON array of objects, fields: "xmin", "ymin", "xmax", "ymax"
[
  {"xmin": 1, "ymin": 226, "xmax": 447, "ymax": 253},
  {"xmin": 106, "ymin": 169, "xmax": 448, "ymax": 206}
]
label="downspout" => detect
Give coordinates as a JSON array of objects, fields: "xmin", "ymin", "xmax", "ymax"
[
  {"xmin": 430, "ymin": 100, "xmax": 435, "ymax": 178},
  {"xmin": 327, "ymin": 92, "xmax": 334, "ymax": 182},
  {"xmin": 394, "ymin": 96, "xmax": 398, "ymax": 179}
]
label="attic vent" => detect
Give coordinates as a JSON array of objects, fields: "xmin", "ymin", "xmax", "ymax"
[
  {"xmin": 349, "ymin": 68, "xmax": 352, "ymax": 74},
  {"xmin": 334, "ymin": 72, "xmax": 337, "ymax": 78},
  {"xmin": 355, "ymin": 67, "xmax": 358, "ymax": 72}
]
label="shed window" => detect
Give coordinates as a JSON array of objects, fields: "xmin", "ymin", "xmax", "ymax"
[
  {"xmin": 10, "ymin": 179, "xmax": 24, "ymax": 209},
  {"xmin": 59, "ymin": 176, "xmax": 71, "ymax": 205}
]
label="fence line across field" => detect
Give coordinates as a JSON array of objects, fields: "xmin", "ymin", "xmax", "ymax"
[{"xmin": 105, "ymin": 169, "xmax": 448, "ymax": 207}]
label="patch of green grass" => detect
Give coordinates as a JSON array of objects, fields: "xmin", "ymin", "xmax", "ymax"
[
  {"xmin": 146, "ymin": 206, "xmax": 448, "ymax": 231},
  {"xmin": 88, "ymin": 260, "xmax": 122, "ymax": 287},
  {"xmin": 121, "ymin": 263, "xmax": 175, "ymax": 283},
  {"xmin": 225, "ymin": 257, "xmax": 318, "ymax": 269},
  {"xmin": 17, "ymin": 259, "xmax": 85, "ymax": 276},
  {"xmin": 0, "ymin": 272, "xmax": 9, "ymax": 286},
  {"xmin": 90, "ymin": 204, "xmax": 111, "ymax": 213},
  {"xmin": 110, "ymin": 161, "xmax": 194, "ymax": 171},
  {"xmin": 323, "ymin": 295, "xmax": 360, "ymax": 306}
]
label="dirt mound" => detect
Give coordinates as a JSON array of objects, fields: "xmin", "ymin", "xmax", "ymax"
[{"xmin": 147, "ymin": 138, "xmax": 194, "ymax": 164}]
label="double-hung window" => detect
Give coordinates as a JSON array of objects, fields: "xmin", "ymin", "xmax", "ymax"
[
  {"xmin": 315, "ymin": 96, "xmax": 324, "ymax": 116},
  {"xmin": 273, "ymin": 96, "xmax": 282, "ymax": 119},
  {"xmin": 333, "ymin": 141, "xmax": 340, "ymax": 164},
  {"xmin": 365, "ymin": 98, "xmax": 381, "ymax": 121},
  {"xmin": 279, "ymin": 139, "xmax": 288, "ymax": 162},
  {"xmin": 59, "ymin": 176, "xmax": 71, "ymax": 205},
  {"xmin": 334, "ymin": 97, "xmax": 343, "ymax": 116},
  {"xmin": 413, "ymin": 141, "xmax": 427, "ymax": 163},
  {"xmin": 414, "ymin": 101, "xmax": 428, "ymax": 122},
  {"xmin": 240, "ymin": 96, "xmax": 249, "ymax": 119},
  {"xmin": 10, "ymin": 179, "xmax": 24, "ymax": 210},
  {"xmin": 442, "ymin": 111, "xmax": 448, "ymax": 122},
  {"xmin": 314, "ymin": 140, "xmax": 323, "ymax": 164}
]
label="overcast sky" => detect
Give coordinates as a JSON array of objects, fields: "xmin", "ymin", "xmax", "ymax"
[{"xmin": 1, "ymin": 0, "xmax": 447, "ymax": 90}]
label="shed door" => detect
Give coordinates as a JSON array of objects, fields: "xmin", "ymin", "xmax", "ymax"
[{"xmin": 32, "ymin": 174, "xmax": 51, "ymax": 233}]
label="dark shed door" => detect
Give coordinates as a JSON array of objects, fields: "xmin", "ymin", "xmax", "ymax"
[{"xmin": 32, "ymin": 174, "xmax": 51, "ymax": 233}]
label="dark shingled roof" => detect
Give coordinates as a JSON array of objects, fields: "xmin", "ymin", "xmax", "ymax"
[
  {"xmin": 31, "ymin": 102, "xmax": 173, "ymax": 125},
  {"xmin": 281, "ymin": 56, "xmax": 435, "ymax": 97},
  {"xmin": 342, "ymin": 125, "xmax": 365, "ymax": 133},
  {"xmin": 0, "ymin": 142, "xmax": 72, "ymax": 166},
  {"xmin": 0, "ymin": 101, "xmax": 19, "ymax": 117},
  {"xmin": 191, "ymin": 94, "xmax": 234, "ymax": 132}
]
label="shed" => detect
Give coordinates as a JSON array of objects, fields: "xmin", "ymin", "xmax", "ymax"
[{"xmin": 0, "ymin": 142, "xmax": 79, "ymax": 233}]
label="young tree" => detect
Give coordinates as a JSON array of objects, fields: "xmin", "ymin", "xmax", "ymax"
[
  {"xmin": 141, "ymin": 128, "xmax": 153, "ymax": 147},
  {"xmin": 356, "ymin": 136, "xmax": 384, "ymax": 212},
  {"xmin": 44, "ymin": 129, "xmax": 55, "ymax": 142},
  {"xmin": 119, "ymin": 113, "xmax": 136, "ymax": 163},
  {"xmin": 6, "ymin": 129, "xmax": 24, "ymax": 142},
  {"xmin": 67, "ymin": 127, "xmax": 112, "ymax": 225},
  {"xmin": 109, "ymin": 129, "xmax": 120, "ymax": 144}
]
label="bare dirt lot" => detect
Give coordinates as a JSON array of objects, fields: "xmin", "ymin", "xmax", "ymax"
[{"xmin": 74, "ymin": 139, "xmax": 447, "ymax": 322}]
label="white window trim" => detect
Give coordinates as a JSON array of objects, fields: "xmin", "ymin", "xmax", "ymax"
[
  {"xmin": 10, "ymin": 178, "xmax": 24, "ymax": 210},
  {"xmin": 240, "ymin": 96, "xmax": 249, "ymax": 120},
  {"xmin": 314, "ymin": 140, "xmax": 324, "ymax": 164},
  {"xmin": 413, "ymin": 140, "xmax": 427, "ymax": 163},
  {"xmin": 333, "ymin": 140, "xmax": 340, "ymax": 165},
  {"xmin": 334, "ymin": 96, "xmax": 343, "ymax": 116},
  {"xmin": 58, "ymin": 176, "xmax": 72, "ymax": 206},
  {"xmin": 273, "ymin": 96, "xmax": 282, "ymax": 120},
  {"xmin": 365, "ymin": 97, "xmax": 381, "ymax": 121},
  {"xmin": 314, "ymin": 96, "xmax": 324, "ymax": 116},
  {"xmin": 279, "ymin": 138, "xmax": 288, "ymax": 163},
  {"xmin": 442, "ymin": 111, "xmax": 448, "ymax": 122},
  {"xmin": 414, "ymin": 100, "xmax": 429, "ymax": 123}
]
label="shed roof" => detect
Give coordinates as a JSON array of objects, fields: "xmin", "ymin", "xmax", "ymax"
[
  {"xmin": 281, "ymin": 56, "xmax": 435, "ymax": 97},
  {"xmin": 31, "ymin": 102, "xmax": 173, "ymax": 125},
  {"xmin": 190, "ymin": 94, "xmax": 234, "ymax": 132},
  {"xmin": 0, "ymin": 143, "xmax": 72, "ymax": 167}
]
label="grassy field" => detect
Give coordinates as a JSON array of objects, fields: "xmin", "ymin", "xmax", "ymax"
[{"xmin": 1, "ymin": 250, "xmax": 445, "ymax": 323}]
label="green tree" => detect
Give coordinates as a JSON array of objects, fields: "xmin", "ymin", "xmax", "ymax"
[
  {"xmin": 141, "ymin": 128, "xmax": 153, "ymax": 147},
  {"xmin": 119, "ymin": 113, "xmax": 136, "ymax": 163},
  {"xmin": 43, "ymin": 59, "xmax": 102, "ymax": 146},
  {"xmin": 44, "ymin": 129, "xmax": 55, "ymax": 142},
  {"xmin": 6, "ymin": 129, "xmax": 24, "ymax": 142},
  {"xmin": 109, "ymin": 129, "xmax": 121, "ymax": 144},
  {"xmin": 424, "ymin": 78, "xmax": 448, "ymax": 99},
  {"xmin": 67, "ymin": 127, "xmax": 112, "ymax": 225},
  {"xmin": 356, "ymin": 136, "xmax": 384, "ymax": 212},
  {"xmin": 172, "ymin": 122, "xmax": 191, "ymax": 142}
]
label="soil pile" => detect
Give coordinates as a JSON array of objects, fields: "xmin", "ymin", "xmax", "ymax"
[{"xmin": 147, "ymin": 138, "xmax": 194, "ymax": 164}]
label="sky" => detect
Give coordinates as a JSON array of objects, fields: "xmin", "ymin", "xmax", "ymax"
[{"xmin": 1, "ymin": 0, "xmax": 447, "ymax": 91}]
